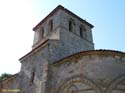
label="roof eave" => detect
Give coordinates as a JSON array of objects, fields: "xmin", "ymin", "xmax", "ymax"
[{"xmin": 33, "ymin": 5, "xmax": 94, "ymax": 31}]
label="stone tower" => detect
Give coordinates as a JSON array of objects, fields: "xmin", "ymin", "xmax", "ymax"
[
  {"xmin": 1, "ymin": 5, "xmax": 125, "ymax": 93},
  {"xmin": 32, "ymin": 5, "xmax": 94, "ymax": 62},
  {"xmin": 19, "ymin": 5, "xmax": 94, "ymax": 93}
]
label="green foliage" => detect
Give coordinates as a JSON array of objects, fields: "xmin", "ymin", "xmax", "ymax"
[{"xmin": 0, "ymin": 73, "xmax": 12, "ymax": 81}]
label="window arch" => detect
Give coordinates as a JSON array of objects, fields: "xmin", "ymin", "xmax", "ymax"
[
  {"xmin": 79, "ymin": 25, "xmax": 87, "ymax": 38},
  {"xmin": 41, "ymin": 27, "xmax": 44, "ymax": 38},
  {"xmin": 69, "ymin": 18, "xmax": 75, "ymax": 32},
  {"xmin": 48, "ymin": 19, "xmax": 53, "ymax": 32}
]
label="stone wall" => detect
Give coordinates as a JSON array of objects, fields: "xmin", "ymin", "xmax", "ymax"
[
  {"xmin": 19, "ymin": 45, "xmax": 49, "ymax": 93},
  {"xmin": 49, "ymin": 50, "xmax": 125, "ymax": 93},
  {"xmin": 1, "ymin": 50, "xmax": 125, "ymax": 93},
  {"xmin": 1, "ymin": 6, "xmax": 125, "ymax": 93},
  {"xmin": 32, "ymin": 10, "xmax": 61, "ymax": 49},
  {"xmin": 0, "ymin": 74, "xmax": 20, "ymax": 93},
  {"xmin": 60, "ymin": 10, "xmax": 94, "ymax": 44},
  {"xmin": 47, "ymin": 9, "xmax": 94, "ymax": 63},
  {"xmin": 32, "ymin": 8, "xmax": 94, "ymax": 63}
]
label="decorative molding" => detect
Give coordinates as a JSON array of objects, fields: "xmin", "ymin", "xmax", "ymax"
[
  {"xmin": 53, "ymin": 50, "xmax": 125, "ymax": 66},
  {"xmin": 56, "ymin": 75, "xmax": 101, "ymax": 93},
  {"xmin": 105, "ymin": 75, "xmax": 125, "ymax": 93}
]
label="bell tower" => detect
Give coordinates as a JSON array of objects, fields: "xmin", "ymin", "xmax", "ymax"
[
  {"xmin": 19, "ymin": 5, "xmax": 95, "ymax": 93},
  {"xmin": 32, "ymin": 5, "xmax": 94, "ymax": 62}
]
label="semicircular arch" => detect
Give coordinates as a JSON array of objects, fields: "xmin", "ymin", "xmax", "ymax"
[
  {"xmin": 56, "ymin": 75, "xmax": 101, "ymax": 93},
  {"xmin": 106, "ymin": 75, "xmax": 125, "ymax": 93}
]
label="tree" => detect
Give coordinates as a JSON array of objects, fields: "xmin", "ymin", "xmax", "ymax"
[{"xmin": 0, "ymin": 73, "xmax": 12, "ymax": 81}]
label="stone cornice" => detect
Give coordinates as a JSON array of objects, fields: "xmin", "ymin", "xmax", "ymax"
[
  {"xmin": 53, "ymin": 49, "xmax": 125, "ymax": 66},
  {"xmin": 19, "ymin": 39, "xmax": 49, "ymax": 62}
]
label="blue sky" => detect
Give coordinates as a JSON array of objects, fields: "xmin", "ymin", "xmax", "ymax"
[
  {"xmin": 32, "ymin": 0, "xmax": 125, "ymax": 51},
  {"xmin": 0, "ymin": 0, "xmax": 125, "ymax": 75}
]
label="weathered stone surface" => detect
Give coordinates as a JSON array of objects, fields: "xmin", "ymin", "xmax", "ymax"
[
  {"xmin": 50, "ymin": 52, "xmax": 125, "ymax": 93},
  {"xmin": 0, "ymin": 5, "xmax": 125, "ymax": 93}
]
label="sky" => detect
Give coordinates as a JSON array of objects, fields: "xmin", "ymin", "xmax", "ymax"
[{"xmin": 0, "ymin": 0, "xmax": 125, "ymax": 75}]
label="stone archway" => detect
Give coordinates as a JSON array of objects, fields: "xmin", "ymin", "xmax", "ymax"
[
  {"xmin": 66, "ymin": 84, "xmax": 78, "ymax": 93},
  {"xmin": 106, "ymin": 75, "xmax": 125, "ymax": 93},
  {"xmin": 56, "ymin": 75, "xmax": 101, "ymax": 93}
]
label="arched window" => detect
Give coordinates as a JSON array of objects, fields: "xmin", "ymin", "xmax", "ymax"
[
  {"xmin": 49, "ymin": 20, "xmax": 53, "ymax": 31},
  {"xmin": 79, "ymin": 25, "xmax": 87, "ymax": 38},
  {"xmin": 41, "ymin": 27, "xmax": 44, "ymax": 38}
]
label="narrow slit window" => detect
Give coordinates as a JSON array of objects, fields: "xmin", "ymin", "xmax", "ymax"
[
  {"xmin": 49, "ymin": 20, "xmax": 53, "ymax": 31},
  {"xmin": 41, "ymin": 27, "xmax": 44, "ymax": 38},
  {"xmin": 80, "ymin": 27, "xmax": 83, "ymax": 38},
  {"xmin": 83, "ymin": 27, "xmax": 87, "ymax": 39},
  {"xmin": 31, "ymin": 72, "xmax": 35, "ymax": 83},
  {"xmin": 69, "ymin": 20, "xmax": 72, "ymax": 32}
]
